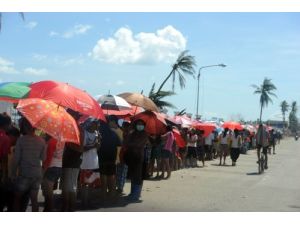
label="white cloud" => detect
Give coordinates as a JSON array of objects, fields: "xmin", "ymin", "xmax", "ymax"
[
  {"xmin": 25, "ymin": 21, "xmax": 38, "ymax": 30},
  {"xmin": 49, "ymin": 31, "xmax": 59, "ymax": 37},
  {"xmin": 24, "ymin": 67, "xmax": 48, "ymax": 76},
  {"xmin": 62, "ymin": 24, "xmax": 92, "ymax": 39},
  {"xmin": 90, "ymin": 25, "xmax": 187, "ymax": 64},
  {"xmin": 0, "ymin": 57, "xmax": 19, "ymax": 74}
]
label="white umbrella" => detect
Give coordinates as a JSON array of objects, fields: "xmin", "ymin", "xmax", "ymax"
[{"xmin": 96, "ymin": 94, "xmax": 132, "ymax": 111}]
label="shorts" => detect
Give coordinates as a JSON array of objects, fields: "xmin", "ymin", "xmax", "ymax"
[
  {"xmin": 197, "ymin": 147, "xmax": 205, "ymax": 159},
  {"xmin": 62, "ymin": 168, "xmax": 80, "ymax": 193},
  {"xmin": 15, "ymin": 176, "xmax": 42, "ymax": 193},
  {"xmin": 257, "ymin": 145, "xmax": 268, "ymax": 154},
  {"xmin": 99, "ymin": 162, "xmax": 116, "ymax": 176},
  {"xmin": 151, "ymin": 147, "xmax": 161, "ymax": 160},
  {"xmin": 161, "ymin": 149, "xmax": 172, "ymax": 159},
  {"xmin": 220, "ymin": 144, "xmax": 229, "ymax": 155},
  {"xmin": 187, "ymin": 146, "xmax": 197, "ymax": 158},
  {"xmin": 44, "ymin": 167, "xmax": 62, "ymax": 183}
]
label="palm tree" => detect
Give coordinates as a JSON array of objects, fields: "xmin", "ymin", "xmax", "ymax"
[
  {"xmin": 289, "ymin": 101, "xmax": 298, "ymax": 133},
  {"xmin": 148, "ymin": 83, "xmax": 176, "ymax": 110},
  {"xmin": 252, "ymin": 77, "xmax": 277, "ymax": 123},
  {"xmin": 156, "ymin": 50, "xmax": 196, "ymax": 93},
  {"xmin": 0, "ymin": 12, "xmax": 25, "ymax": 31},
  {"xmin": 280, "ymin": 100, "xmax": 289, "ymax": 129}
]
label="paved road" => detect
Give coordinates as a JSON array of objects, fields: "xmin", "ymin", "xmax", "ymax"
[{"xmin": 89, "ymin": 138, "xmax": 300, "ymax": 212}]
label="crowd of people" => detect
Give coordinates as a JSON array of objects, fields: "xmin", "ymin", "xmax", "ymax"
[{"xmin": 0, "ymin": 111, "xmax": 282, "ymax": 212}]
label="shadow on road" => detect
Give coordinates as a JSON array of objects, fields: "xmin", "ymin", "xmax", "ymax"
[
  {"xmin": 210, "ymin": 163, "xmax": 232, "ymax": 167},
  {"xmin": 246, "ymin": 172, "xmax": 260, "ymax": 175}
]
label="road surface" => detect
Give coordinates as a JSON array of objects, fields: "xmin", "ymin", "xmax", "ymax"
[{"xmin": 87, "ymin": 137, "xmax": 300, "ymax": 212}]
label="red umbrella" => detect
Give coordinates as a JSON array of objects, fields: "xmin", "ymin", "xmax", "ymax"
[
  {"xmin": 172, "ymin": 128, "xmax": 186, "ymax": 148},
  {"xmin": 193, "ymin": 122, "xmax": 217, "ymax": 137},
  {"xmin": 222, "ymin": 121, "xmax": 243, "ymax": 131},
  {"xmin": 131, "ymin": 110, "xmax": 167, "ymax": 135},
  {"xmin": 28, "ymin": 80, "xmax": 105, "ymax": 121}
]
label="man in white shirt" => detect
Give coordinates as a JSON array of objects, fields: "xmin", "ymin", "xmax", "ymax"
[{"xmin": 204, "ymin": 132, "xmax": 214, "ymax": 160}]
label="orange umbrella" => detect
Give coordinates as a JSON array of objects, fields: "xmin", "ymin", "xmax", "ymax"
[
  {"xmin": 193, "ymin": 122, "xmax": 217, "ymax": 137},
  {"xmin": 172, "ymin": 128, "xmax": 186, "ymax": 148},
  {"xmin": 28, "ymin": 80, "xmax": 105, "ymax": 121},
  {"xmin": 17, "ymin": 98, "xmax": 80, "ymax": 144},
  {"xmin": 131, "ymin": 110, "xmax": 166, "ymax": 135},
  {"xmin": 118, "ymin": 92, "xmax": 159, "ymax": 112},
  {"xmin": 222, "ymin": 121, "xmax": 243, "ymax": 131}
]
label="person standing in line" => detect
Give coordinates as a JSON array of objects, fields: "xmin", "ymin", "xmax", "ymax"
[
  {"xmin": 116, "ymin": 121, "xmax": 131, "ymax": 195},
  {"xmin": 186, "ymin": 129, "xmax": 198, "ymax": 168},
  {"xmin": 98, "ymin": 117, "xmax": 121, "ymax": 200},
  {"xmin": 160, "ymin": 125, "xmax": 175, "ymax": 179},
  {"xmin": 61, "ymin": 109, "xmax": 84, "ymax": 212},
  {"xmin": 123, "ymin": 120, "xmax": 149, "ymax": 201},
  {"xmin": 230, "ymin": 129, "xmax": 242, "ymax": 166},
  {"xmin": 42, "ymin": 136, "xmax": 64, "ymax": 211},
  {"xmin": 196, "ymin": 130, "xmax": 205, "ymax": 167},
  {"xmin": 204, "ymin": 131, "xmax": 214, "ymax": 160},
  {"xmin": 218, "ymin": 128, "xmax": 230, "ymax": 166},
  {"xmin": 11, "ymin": 118, "xmax": 46, "ymax": 212},
  {"xmin": 79, "ymin": 118, "xmax": 101, "ymax": 208}
]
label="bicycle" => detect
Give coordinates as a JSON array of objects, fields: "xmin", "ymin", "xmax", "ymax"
[{"xmin": 258, "ymin": 147, "xmax": 268, "ymax": 174}]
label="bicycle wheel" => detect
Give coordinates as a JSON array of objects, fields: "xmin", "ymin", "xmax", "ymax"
[
  {"xmin": 258, "ymin": 159, "xmax": 262, "ymax": 174},
  {"xmin": 260, "ymin": 155, "xmax": 265, "ymax": 173}
]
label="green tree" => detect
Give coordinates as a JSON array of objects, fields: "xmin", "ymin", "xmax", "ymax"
[
  {"xmin": 148, "ymin": 83, "xmax": 176, "ymax": 110},
  {"xmin": 289, "ymin": 101, "xmax": 299, "ymax": 133},
  {"xmin": 280, "ymin": 100, "xmax": 289, "ymax": 129},
  {"xmin": 252, "ymin": 77, "xmax": 277, "ymax": 123},
  {"xmin": 156, "ymin": 50, "xmax": 196, "ymax": 93},
  {"xmin": 0, "ymin": 12, "xmax": 25, "ymax": 31}
]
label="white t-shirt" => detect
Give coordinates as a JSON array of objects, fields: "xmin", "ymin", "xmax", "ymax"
[
  {"xmin": 220, "ymin": 132, "xmax": 230, "ymax": 145},
  {"xmin": 231, "ymin": 135, "xmax": 241, "ymax": 148},
  {"xmin": 187, "ymin": 134, "xmax": 198, "ymax": 147},
  {"xmin": 205, "ymin": 133, "xmax": 214, "ymax": 145},
  {"xmin": 81, "ymin": 130, "xmax": 99, "ymax": 170}
]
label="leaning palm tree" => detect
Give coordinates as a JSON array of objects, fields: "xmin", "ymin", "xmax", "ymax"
[
  {"xmin": 156, "ymin": 50, "xmax": 196, "ymax": 93},
  {"xmin": 148, "ymin": 83, "xmax": 176, "ymax": 110},
  {"xmin": 252, "ymin": 77, "xmax": 277, "ymax": 123},
  {"xmin": 280, "ymin": 100, "xmax": 289, "ymax": 129},
  {"xmin": 0, "ymin": 12, "xmax": 25, "ymax": 31}
]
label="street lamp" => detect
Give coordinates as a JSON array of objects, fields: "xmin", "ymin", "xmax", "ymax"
[{"xmin": 196, "ymin": 64, "xmax": 226, "ymax": 120}]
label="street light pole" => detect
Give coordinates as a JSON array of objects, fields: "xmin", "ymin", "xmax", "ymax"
[{"xmin": 196, "ymin": 64, "xmax": 226, "ymax": 120}]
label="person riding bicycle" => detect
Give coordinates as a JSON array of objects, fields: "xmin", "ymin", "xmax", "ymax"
[{"xmin": 256, "ymin": 124, "xmax": 270, "ymax": 169}]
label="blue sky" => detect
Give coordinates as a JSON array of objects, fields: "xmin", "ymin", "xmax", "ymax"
[{"xmin": 0, "ymin": 12, "xmax": 299, "ymax": 121}]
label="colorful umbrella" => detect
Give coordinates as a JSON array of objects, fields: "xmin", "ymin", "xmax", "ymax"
[
  {"xmin": 222, "ymin": 121, "xmax": 243, "ymax": 131},
  {"xmin": 172, "ymin": 128, "xmax": 186, "ymax": 148},
  {"xmin": 96, "ymin": 94, "xmax": 131, "ymax": 111},
  {"xmin": 118, "ymin": 92, "xmax": 159, "ymax": 112},
  {"xmin": 172, "ymin": 115, "xmax": 193, "ymax": 127},
  {"xmin": 17, "ymin": 98, "xmax": 80, "ymax": 144},
  {"xmin": 131, "ymin": 110, "xmax": 167, "ymax": 135},
  {"xmin": 193, "ymin": 122, "xmax": 217, "ymax": 137},
  {"xmin": 28, "ymin": 80, "xmax": 105, "ymax": 121},
  {"xmin": 0, "ymin": 82, "xmax": 31, "ymax": 103}
]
